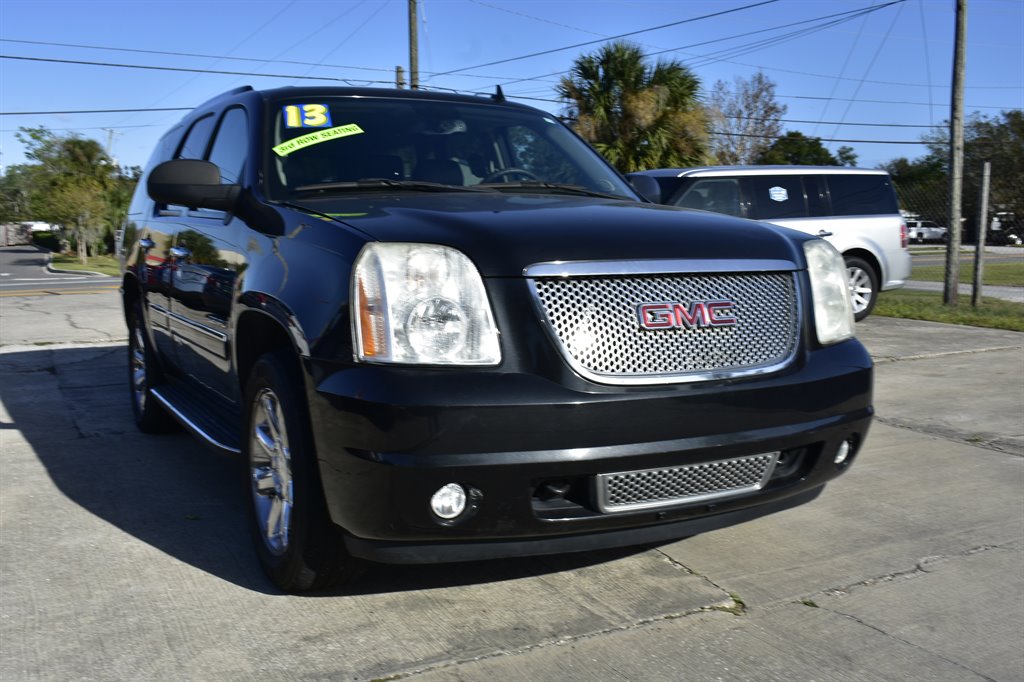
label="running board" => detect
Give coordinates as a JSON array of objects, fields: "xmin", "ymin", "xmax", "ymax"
[{"xmin": 151, "ymin": 385, "xmax": 241, "ymax": 455}]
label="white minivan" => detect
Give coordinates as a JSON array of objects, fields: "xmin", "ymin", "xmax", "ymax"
[{"xmin": 629, "ymin": 166, "xmax": 912, "ymax": 320}]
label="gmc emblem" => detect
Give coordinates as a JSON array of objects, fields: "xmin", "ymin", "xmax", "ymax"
[{"xmin": 637, "ymin": 301, "xmax": 738, "ymax": 330}]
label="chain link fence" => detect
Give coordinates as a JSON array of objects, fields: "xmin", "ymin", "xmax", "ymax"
[{"xmin": 893, "ymin": 170, "xmax": 1023, "ymax": 246}]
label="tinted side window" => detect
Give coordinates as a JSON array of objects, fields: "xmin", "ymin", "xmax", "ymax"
[
  {"xmin": 672, "ymin": 178, "xmax": 743, "ymax": 217},
  {"xmin": 827, "ymin": 175, "xmax": 898, "ymax": 216},
  {"xmin": 751, "ymin": 176, "xmax": 807, "ymax": 219},
  {"xmin": 207, "ymin": 108, "xmax": 249, "ymax": 184},
  {"xmin": 175, "ymin": 114, "xmax": 216, "ymax": 160},
  {"xmin": 803, "ymin": 175, "xmax": 828, "ymax": 217}
]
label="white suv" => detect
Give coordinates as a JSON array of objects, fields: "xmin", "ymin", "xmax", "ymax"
[
  {"xmin": 905, "ymin": 220, "xmax": 948, "ymax": 243},
  {"xmin": 629, "ymin": 166, "xmax": 912, "ymax": 320}
]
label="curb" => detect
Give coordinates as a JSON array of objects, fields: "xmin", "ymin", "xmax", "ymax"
[{"xmin": 43, "ymin": 250, "xmax": 114, "ymax": 278}]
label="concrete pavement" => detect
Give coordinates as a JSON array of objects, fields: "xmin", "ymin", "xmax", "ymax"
[{"xmin": 1, "ymin": 294, "xmax": 1022, "ymax": 681}]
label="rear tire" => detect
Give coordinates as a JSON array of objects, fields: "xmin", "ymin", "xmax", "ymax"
[
  {"xmin": 244, "ymin": 352, "xmax": 365, "ymax": 592},
  {"xmin": 127, "ymin": 299, "xmax": 173, "ymax": 433},
  {"xmin": 845, "ymin": 256, "xmax": 879, "ymax": 322}
]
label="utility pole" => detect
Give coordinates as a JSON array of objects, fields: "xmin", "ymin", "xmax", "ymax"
[
  {"xmin": 408, "ymin": 0, "xmax": 419, "ymax": 89},
  {"xmin": 972, "ymin": 161, "xmax": 991, "ymax": 307},
  {"xmin": 944, "ymin": 0, "xmax": 967, "ymax": 306},
  {"xmin": 396, "ymin": 65, "xmax": 406, "ymax": 89}
]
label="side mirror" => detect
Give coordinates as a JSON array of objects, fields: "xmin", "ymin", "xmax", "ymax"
[
  {"xmin": 148, "ymin": 159, "xmax": 240, "ymax": 212},
  {"xmin": 627, "ymin": 174, "xmax": 662, "ymax": 204}
]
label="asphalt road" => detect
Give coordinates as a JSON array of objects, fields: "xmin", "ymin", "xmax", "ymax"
[
  {"xmin": 0, "ymin": 245, "xmax": 119, "ymax": 297},
  {"xmin": 1, "ymin": 289, "xmax": 1022, "ymax": 680}
]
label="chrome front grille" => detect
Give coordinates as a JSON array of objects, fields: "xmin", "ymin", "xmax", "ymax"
[
  {"xmin": 596, "ymin": 453, "xmax": 780, "ymax": 513},
  {"xmin": 529, "ymin": 269, "xmax": 799, "ymax": 384}
]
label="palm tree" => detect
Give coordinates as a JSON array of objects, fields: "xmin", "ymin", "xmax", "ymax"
[{"xmin": 558, "ymin": 41, "xmax": 709, "ymax": 173}]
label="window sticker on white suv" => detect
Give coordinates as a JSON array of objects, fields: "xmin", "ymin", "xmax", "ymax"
[{"xmin": 769, "ymin": 186, "xmax": 789, "ymax": 202}]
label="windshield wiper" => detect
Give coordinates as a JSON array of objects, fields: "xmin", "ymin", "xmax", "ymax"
[
  {"xmin": 477, "ymin": 181, "xmax": 628, "ymax": 200},
  {"xmin": 293, "ymin": 178, "xmax": 497, "ymax": 194}
]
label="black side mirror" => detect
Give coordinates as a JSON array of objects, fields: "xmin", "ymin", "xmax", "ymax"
[
  {"xmin": 627, "ymin": 174, "xmax": 662, "ymax": 204},
  {"xmin": 148, "ymin": 159, "xmax": 240, "ymax": 212}
]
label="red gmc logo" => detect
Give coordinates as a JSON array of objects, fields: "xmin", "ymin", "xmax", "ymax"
[{"xmin": 637, "ymin": 301, "xmax": 738, "ymax": 330}]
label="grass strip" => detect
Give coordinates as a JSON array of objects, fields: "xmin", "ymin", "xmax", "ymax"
[
  {"xmin": 875, "ymin": 289, "xmax": 1024, "ymax": 332},
  {"xmin": 50, "ymin": 254, "xmax": 120, "ymax": 277},
  {"xmin": 911, "ymin": 261, "xmax": 1024, "ymax": 287}
]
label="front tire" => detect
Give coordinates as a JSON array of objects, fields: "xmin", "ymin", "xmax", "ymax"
[
  {"xmin": 845, "ymin": 256, "xmax": 879, "ymax": 322},
  {"xmin": 127, "ymin": 299, "xmax": 172, "ymax": 433},
  {"xmin": 244, "ymin": 352, "xmax": 365, "ymax": 592}
]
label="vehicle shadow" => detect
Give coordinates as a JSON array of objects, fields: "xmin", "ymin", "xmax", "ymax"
[{"xmin": 0, "ymin": 345, "xmax": 653, "ymax": 596}]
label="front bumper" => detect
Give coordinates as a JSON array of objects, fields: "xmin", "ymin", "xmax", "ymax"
[{"xmin": 306, "ymin": 339, "xmax": 872, "ymax": 563}]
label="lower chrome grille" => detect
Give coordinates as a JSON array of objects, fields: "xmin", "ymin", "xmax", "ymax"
[{"xmin": 595, "ymin": 453, "xmax": 780, "ymax": 513}]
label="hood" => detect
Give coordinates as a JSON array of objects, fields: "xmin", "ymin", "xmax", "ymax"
[{"xmin": 289, "ymin": 192, "xmax": 809, "ymax": 277}]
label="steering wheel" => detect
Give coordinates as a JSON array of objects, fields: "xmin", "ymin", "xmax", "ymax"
[{"xmin": 481, "ymin": 167, "xmax": 541, "ymax": 183}]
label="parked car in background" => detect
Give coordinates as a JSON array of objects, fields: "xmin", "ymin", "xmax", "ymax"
[
  {"xmin": 905, "ymin": 220, "xmax": 948, "ymax": 244},
  {"xmin": 628, "ymin": 166, "xmax": 912, "ymax": 320}
]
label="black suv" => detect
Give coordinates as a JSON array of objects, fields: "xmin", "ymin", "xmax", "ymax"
[{"xmin": 120, "ymin": 86, "xmax": 872, "ymax": 591}]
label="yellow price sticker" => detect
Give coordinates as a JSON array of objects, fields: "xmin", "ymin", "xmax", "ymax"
[{"xmin": 272, "ymin": 123, "xmax": 365, "ymax": 157}]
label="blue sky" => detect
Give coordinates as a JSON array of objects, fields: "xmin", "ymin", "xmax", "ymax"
[{"xmin": 0, "ymin": 0, "xmax": 1021, "ymax": 173}]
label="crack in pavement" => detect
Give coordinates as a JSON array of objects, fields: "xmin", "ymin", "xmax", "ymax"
[
  {"xmin": 871, "ymin": 344, "xmax": 1024, "ymax": 364},
  {"xmin": 651, "ymin": 548, "xmax": 745, "ymax": 614},
  {"xmin": 805, "ymin": 542, "xmax": 1018, "ymax": 600},
  {"xmin": 62, "ymin": 312, "xmax": 117, "ymax": 342},
  {"xmin": 816, "ymin": 606, "xmax": 999, "ymax": 681},
  {"xmin": 873, "ymin": 416, "xmax": 1024, "ymax": 457},
  {"xmin": 381, "ymin": 601, "xmax": 727, "ymax": 681}
]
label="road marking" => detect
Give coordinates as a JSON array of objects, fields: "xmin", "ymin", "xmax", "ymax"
[
  {"xmin": 0, "ymin": 287, "xmax": 119, "ymax": 297},
  {"xmin": 0, "ymin": 276, "xmax": 97, "ymax": 285}
]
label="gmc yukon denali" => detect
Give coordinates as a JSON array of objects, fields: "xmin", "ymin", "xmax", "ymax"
[{"xmin": 120, "ymin": 86, "xmax": 873, "ymax": 591}]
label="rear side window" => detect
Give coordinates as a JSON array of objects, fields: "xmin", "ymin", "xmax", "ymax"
[
  {"xmin": 175, "ymin": 114, "xmax": 216, "ymax": 160},
  {"xmin": 751, "ymin": 176, "xmax": 807, "ymax": 220},
  {"xmin": 827, "ymin": 175, "xmax": 898, "ymax": 216}
]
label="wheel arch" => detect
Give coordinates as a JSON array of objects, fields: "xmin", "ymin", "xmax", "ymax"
[
  {"xmin": 233, "ymin": 303, "xmax": 309, "ymax": 396},
  {"xmin": 841, "ymin": 248, "xmax": 881, "ymax": 282}
]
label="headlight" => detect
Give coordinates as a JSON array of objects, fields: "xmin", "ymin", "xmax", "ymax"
[
  {"xmin": 353, "ymin": 243, "xmax": 501, "ymax": 365},
  {"xmin": 803, "ymin": 240, "xmax": 855, "ymax": 345}
]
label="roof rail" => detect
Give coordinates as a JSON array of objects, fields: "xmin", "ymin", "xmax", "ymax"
[{"xmin": 191, "ymin": 85, "xmax": 254, "ymax": 112}]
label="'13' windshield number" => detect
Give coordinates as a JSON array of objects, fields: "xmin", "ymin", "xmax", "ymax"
[{"xmin": 283, "ymin": 104, "xmax": 332, "ymax": 129}]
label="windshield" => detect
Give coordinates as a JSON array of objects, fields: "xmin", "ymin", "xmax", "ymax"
[{"xmin": 263, "ymin": 96, "xmax": 636, "ymax": 200}]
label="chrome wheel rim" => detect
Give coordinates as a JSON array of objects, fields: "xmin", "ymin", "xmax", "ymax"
[
  {"xmin": 847, "ymin": 266, "xmax": 873, "ymax": 314},
  {"xmin": 130, "ymin": 320, "xmax": 148, "ymax": 413},
  {"xmin": 249, "ymin": 388, "xmax": 293, "ymax": 556}
]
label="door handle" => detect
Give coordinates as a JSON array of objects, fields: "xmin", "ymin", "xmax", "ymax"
[
  {"xmin": 817, "ymin": 230, "xmax": 833, "ymax": 238},
  {"xmin": 170, "ymin": 246, "xmax": 192, "ymax": 260},
  {"xmin": 139, "ymin": 238, "xmax": 155, "ymax": 250}
]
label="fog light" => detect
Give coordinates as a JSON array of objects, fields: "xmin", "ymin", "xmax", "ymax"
[
  {"xmin": 834, "ymin": 440, "xmax": 852, "ymax": 465},
  {"xmin": 430, "ymin": 483, "xmax": 467, "ymax": 519}
]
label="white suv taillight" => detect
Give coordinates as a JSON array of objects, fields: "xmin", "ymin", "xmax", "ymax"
[{"xmin": 900, "ymin": 221, "xmax": 908, "ymax": 249}]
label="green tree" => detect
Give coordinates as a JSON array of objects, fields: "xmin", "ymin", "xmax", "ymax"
[
  {"xmin": 923, "ymin": 110, "xmax": 1024, "ymax": 237},
  {"xmin": 707, "ymin": 71, "xmax": 787, "ymax": 165},
  {"xmin": 755, "ymin": 131, "xmax": 856, "ymax": 167},
  {"xmin": 883, "ymin": 110, "xmax": 1023, "ymax": 241},
  {"xmin": 13, "ymin": 127, "xmax": 128, "ymax": 261},
  {"xmin": 558, "ymin": 41, "xmax": 709, "ymax": 173}
]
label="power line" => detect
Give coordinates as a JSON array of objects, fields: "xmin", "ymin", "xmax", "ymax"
[
  {"xmin": 0, "ymin": 54, "xmax": 395, "ymax": 85},
  {"xmin": 709, "ymin": 131, "xmax": 925, "ymax": 144},
  {"xmin": 0, "ymin": 35, "xmax": 561, "ymax": 82},
  {"xmin": 427, "ymin": 0, "xmax": 781, "ymax": 78},
  {"xmin": 0, "ymin": 107, "xmax": 192, "ymax": 115},
  {"xmin": 777, "ymin": 93, "xmax": 1011, "ymax": 109},
  {"xmin": 495, "ymin": 0, "xmax": 905, "ymax": 89}
]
